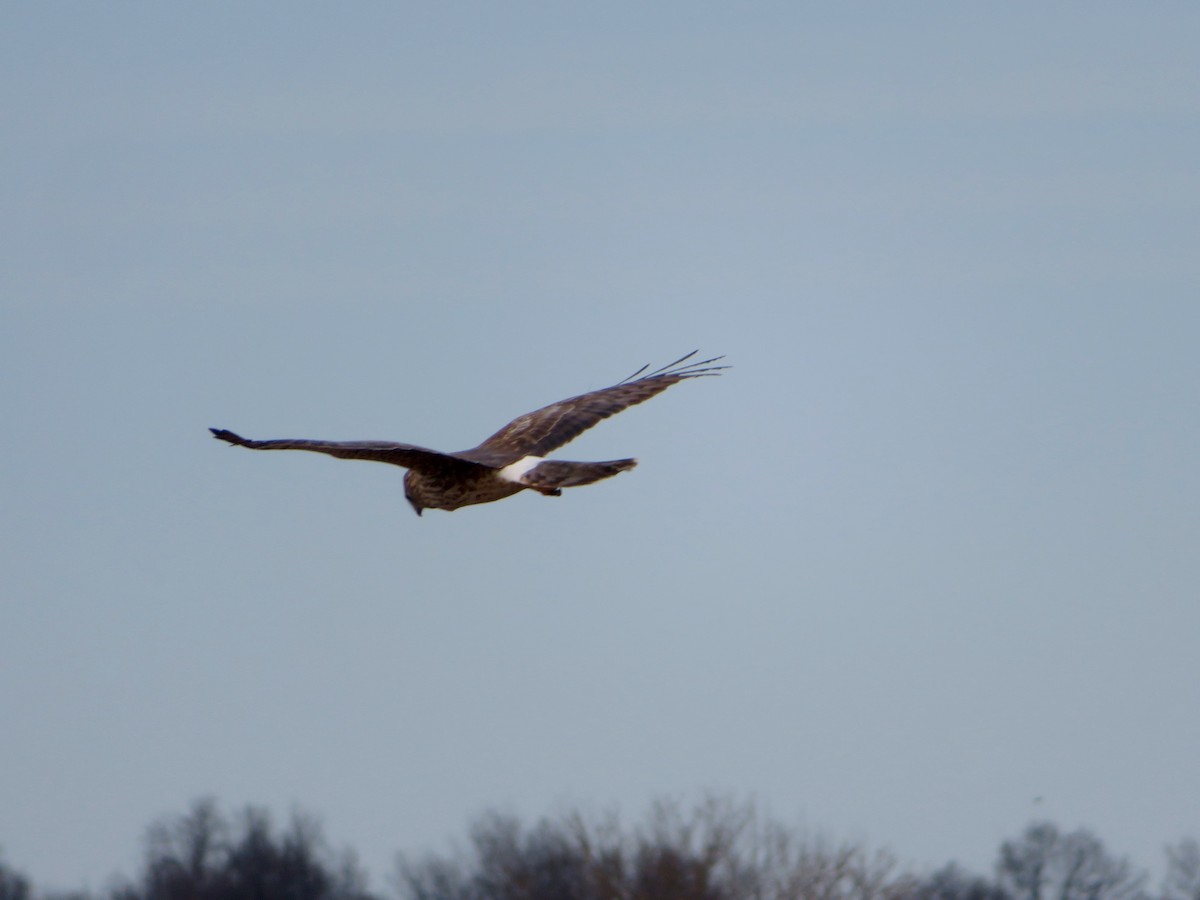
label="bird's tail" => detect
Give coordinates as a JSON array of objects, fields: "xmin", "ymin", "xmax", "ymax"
[{"xmin": 520, "ymin": 458, "xmax": 637, "ymax": 493}]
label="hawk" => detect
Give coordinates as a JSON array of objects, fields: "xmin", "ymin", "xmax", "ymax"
[{"xmin": 211, "ymin": 351, "xmax": 726, "ymax": 515}]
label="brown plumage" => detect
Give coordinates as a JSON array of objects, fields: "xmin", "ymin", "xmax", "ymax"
[{"xmin": 211, "ymin": 351, "xmax": 726, "ymax": 515}]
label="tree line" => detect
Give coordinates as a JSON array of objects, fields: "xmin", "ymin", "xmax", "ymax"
[{"xmin": 3, "ymin": 796, "xmax": 1198, "ymax": 900}]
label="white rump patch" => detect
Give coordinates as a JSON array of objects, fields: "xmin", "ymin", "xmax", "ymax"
[{"xmin": 498, "ymin": 455, "xmax": 545, "ymax": 484}]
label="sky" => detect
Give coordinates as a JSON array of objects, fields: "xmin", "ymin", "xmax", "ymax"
[{"xmin": 2, "ymin": 2, "xmax": 1198, "ymax": 892}]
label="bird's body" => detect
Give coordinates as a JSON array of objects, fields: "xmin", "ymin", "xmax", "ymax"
[
  {"xmin": 211, "ymin": 351, "xmax": 725, "ymax": 515},
  {"xmin": 404, "ymin": 462, "xmax": 526, "ymax": 512}
]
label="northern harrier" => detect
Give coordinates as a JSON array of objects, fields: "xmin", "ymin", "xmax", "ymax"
[{"xmin": 211, "ymin": 351, "xmax": 726, "ymax": 515}]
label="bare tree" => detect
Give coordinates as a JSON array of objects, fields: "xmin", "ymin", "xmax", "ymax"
[
  {"xmin": 996, "ymin": 822, "xmax": 1147, "ymax": 900},
  {"xmin": 1163, "ymin": 839, "xmax": 1200, "ymax": 900},
  {"xmin": 13, "ymin": 797, "xmax": 1195, "ymax": 900},
  {"xmin": 140, "ymin": 797, "xmax": 229, "ymax": 900},
  {"xmin": 395, "ymin": 794, "xmax": 916, "ymax": 900}
]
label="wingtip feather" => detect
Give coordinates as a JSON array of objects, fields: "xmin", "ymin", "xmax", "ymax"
[{"xmin": 618, "ymin": 351, "xmax": 728, "ymax": 385}]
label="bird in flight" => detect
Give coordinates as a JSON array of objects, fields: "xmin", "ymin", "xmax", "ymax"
[{"xmin": 211, "ymin": 351, "xmax": 726, "ymax": 515}]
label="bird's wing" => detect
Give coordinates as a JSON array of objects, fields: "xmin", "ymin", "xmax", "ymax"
[
  {"xmin": 209, "ymin": 429, "xmax": 488, "ymax": 476},
  {"xmin": 464, "ymin": 351, "xmax": 727, "ymax": 464}
]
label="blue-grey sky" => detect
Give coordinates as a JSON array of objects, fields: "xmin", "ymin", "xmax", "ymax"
[{"xmin": 3, "ymin": 3, "xmax": 1198, "ymax": 891}]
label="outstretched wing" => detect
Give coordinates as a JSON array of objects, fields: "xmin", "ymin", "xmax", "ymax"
[
  {"xmin": 463, "ymin": 351, "xmax": 727, "ymax": 465},
  {"xmin": 209, "ymin": 428, "xmax": 488, "ymax": 477}
]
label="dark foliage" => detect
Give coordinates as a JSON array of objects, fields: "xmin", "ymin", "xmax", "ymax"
[
  {"xmin": 0, "ymin": 855, "xmax": 32, "ymax": 900},
  {"xmin": 116, "ymin": 799, "xmax": 375, "ymax": 900},
  {"xmin": 910, "ymin": 863, "xmax": 1011, "ymax": 900}
]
